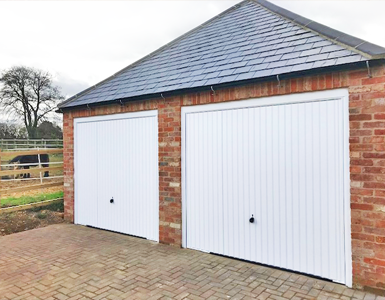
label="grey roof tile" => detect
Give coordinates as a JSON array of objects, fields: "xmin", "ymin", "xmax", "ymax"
[
  {"xmin": 306, "ymin": 53, "xmax": 329, "ymax": 62},
  {"xmin": 247, "ymin": 58, "xmax": 265, "ymax": 65},
  {"xmin": 178, "ymin": 82, "xmax": 194, "ymax": 89},
  {"xmin": 254, "ymin": 69, "xmax": 273, "ymax": 78},
  {"xmin": 232, "ymin": 66, "xmax": 253, "ymax": 74},
  {"xmin": 219, "ymin": 69, "xmax": 235, "ymax": 77},
  {"xmin": 60, "ymin": 0, "xmax": 377, "ymax": 109},
  {"xmin": 250, "ymin": 63, "xmax": 269, "ymax": 72},
  {"xmin": 236, "ymin": 71, "xmax": 256, "ymax": 80},
  {"xmin": 214, "ymin": 59, "xmax": 231, "ymax": 67},
  {"xmin": 336, "ymin": 55, "xmax": 362, "ymax": 64},
  {"xmin": 191, "ymin": 74, "xmax": 206, "ymax": 81},
  {"xmin": 291, "ymin": 62, "xmax": 315, "ymax": 72},
  {"xmin": 228, "ymin": 56, "xmax": 244, "ymax": 63},
  {"xmin": 282, "ymin": 52, "xmax": 300, "ymax": 60},
  {"xmin": 216, "ymin": 64, "xmax": 231, "ymax": 71},
  {"xmin": 276, "ymin": 47, "xmax": 295, "ymax": 55},
  {"xmin": 201, "ymin": 67, "xmax": 219, "ymax": 74},
  {"xmin": 321, "ymin": 44, "xmax": 344, "ymax": 53},
  {"xmin": 219, "ymin": 74, "xmax": 238, "ymax": 83},
  {"xmin": 289, "ymin": 38, "xmax": 307, "ymax": 46},
  {"xmin": 328, "ymin": 49, "xmax": 352, "ymax": 58},
  {"xmin": 178, "ymin": 76, "xmax": 193, "ymax": 84},
  {"xmin": 312, "ymin": 59, "xmax": 337, "ymax": 68},
  {"xmin": 226, "ymin": 52, "xmax": 241, "ymax": 59},
  {"xmin": 307, "ymin": 36, "xmax": 323, "ymax": 43},
  {"xmin": 300, "ymin": 47, "xmax": 322, "ymax": 57},
  {"xmin": 294, "ymin": 43, "xmax": 314, "ymax": 52},
  {"xmin": 314, "ymin": 40, "xmax": 332, "ymax": 48},
  {"xmin": 190, "ymin": 69, "xmax": 205, "ymax": 76},
  {"xmin": 204, "ymin": 71, "xmax": 221, "ymax": 79},
  {"xmin": 259, "ymin": 49, "xmax": 277, "ymax": 58},
  {"xmin": 229, "ymin": 61, "xmax": 248, "ymax": 68},
  {"xmin": 270, "ymin": 66, "xmax": 293, "ymax": 75},
  {"xmin": 205, "ymin": 78, "xmax": 222, "ymax": 85},
  {"xmin": 244, "ymin": 53, "xmax": 261, "ymax": 61},
  {"xmin": 263, "ymin": 54, "xmax": 283, "ymax": 63},
  {"xmin": 242, "ymin": 49, "xmax": 257, "ymax": 56},
  {"xmin": 268, "ymin": 60, "xmax": 287, "ymax": 69},
  {"xmin": 189, "ymin": 79, "xmax": 208, "ymax": 88}
]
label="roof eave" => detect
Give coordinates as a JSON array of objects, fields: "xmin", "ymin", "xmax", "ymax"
[{"xmin": 58, "ymin": 59, "xmax": 384, "ymax": 113}]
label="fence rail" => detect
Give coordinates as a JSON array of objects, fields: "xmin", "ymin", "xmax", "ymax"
[
  {"xmin": 0, "ymin": 147, "xmax": 64, "ymax": 211},
  {"xmin": 0, "ymin": 139, "xmax": 63, "ymax": 150}
]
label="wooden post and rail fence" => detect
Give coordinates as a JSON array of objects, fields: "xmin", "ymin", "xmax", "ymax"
[
  {"xmin": 0, "ymin": 148, "xmax": 64, "ymax": 213},
  {"xmin": 0, "ymin": 138, "xmax": 63, "ymax": 150}
]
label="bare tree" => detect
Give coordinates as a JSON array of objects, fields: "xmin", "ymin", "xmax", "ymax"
[{"xmin": 0, "ymin": 66, "xmax": 64, "ymax": 138}]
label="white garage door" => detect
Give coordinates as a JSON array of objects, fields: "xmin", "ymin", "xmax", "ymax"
[
  {"xmin": 182, "ymin": 90, "xmax": 351, "ymax": 285},
  {"xmin": 74, "ymin": 110, "xmax": 159, "ymax": 242}
]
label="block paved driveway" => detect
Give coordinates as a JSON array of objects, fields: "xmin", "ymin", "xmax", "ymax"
[{"xmin": 0, "ymin": 224, "xmax": 382, "ymax": 300}]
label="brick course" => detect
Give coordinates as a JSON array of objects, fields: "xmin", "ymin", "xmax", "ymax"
[{"xmin": 62, "ymin": 63, "xmax": 385, "ymax": 292}]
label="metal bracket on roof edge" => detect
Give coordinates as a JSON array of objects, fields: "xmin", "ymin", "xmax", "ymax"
[
  {"xmin": 366, "ymin": 61, "xmax": 372, "ymax": 78},
  {"xmin": 211, "ymin": 86, "xmax": 216, "ymax": 96},
  {"xmin": 276, "ymin": 75, "xmax": 281, "ymax": 87}
]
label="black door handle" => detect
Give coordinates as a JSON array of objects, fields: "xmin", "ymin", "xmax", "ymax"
[
  {"xmin": 249, "ymin": 215, "xmax": 254, "ymax": 223},
  {"xmin": 110, "ymin": 198, "xmax": 114, "ymax": 204}
]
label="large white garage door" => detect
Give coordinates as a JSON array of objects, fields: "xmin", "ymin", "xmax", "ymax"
[
  {"xmin": 75, "ymin": 111, "xmax": 159, "ymax": 242},
  {"xmin": 182, "ymin": 90, "xmax": 351, "ymax": 285}
]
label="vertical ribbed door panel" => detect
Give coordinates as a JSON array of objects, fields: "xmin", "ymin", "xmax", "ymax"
[
  {"xmin": 75, "ymin": 111, "xmax": 159, "ymax": 242},
  {"xmin": 185, "ymin": 99, "xmax": 346, "ymax": 284}
]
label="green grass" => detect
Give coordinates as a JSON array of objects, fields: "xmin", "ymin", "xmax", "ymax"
[{"xmin": 1, "ymin": 191, "xmax": 63, "ymax": 208}]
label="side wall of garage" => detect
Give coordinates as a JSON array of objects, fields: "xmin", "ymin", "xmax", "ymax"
[{"xmin": 63, "ymin": 64, "xmax": 385, "ymax": 291}]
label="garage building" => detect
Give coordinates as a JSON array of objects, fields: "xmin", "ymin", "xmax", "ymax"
[{"xmin": 58, "ymin": 0, "xmax": 385, "ymax": 292}]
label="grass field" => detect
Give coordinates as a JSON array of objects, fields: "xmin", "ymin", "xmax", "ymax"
[{"xmin": 1, "ymin": 191, "xmax": 63, "ymax": 208}]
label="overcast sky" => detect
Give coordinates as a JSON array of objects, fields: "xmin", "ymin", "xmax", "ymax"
[{"xmin": 0, "ymin": 0, "xmax": 384, "ymax": 105}]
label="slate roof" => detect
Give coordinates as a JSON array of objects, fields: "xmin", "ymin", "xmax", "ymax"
[{"xmin": 59, "ymin": 0, "xmax": 385, "ymax": 109}]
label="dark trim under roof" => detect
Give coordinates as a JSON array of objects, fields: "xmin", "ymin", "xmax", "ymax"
[{"xmin": 58, "ymin": 0, "xmax": 385, "ymax": 110}]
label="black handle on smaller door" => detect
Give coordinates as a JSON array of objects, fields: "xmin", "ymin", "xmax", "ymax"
[
  {"xmin": 249, "ymin": 214, "xmax": 254, "ymax": 223},
  {"xmin": 110, "ymin": 198, "xmax": 114, "ymax": 204}
]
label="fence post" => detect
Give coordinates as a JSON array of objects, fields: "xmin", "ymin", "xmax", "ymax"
[{"xmin": 37, "ymin": 148, "xmax": 43, "ymax": 184}]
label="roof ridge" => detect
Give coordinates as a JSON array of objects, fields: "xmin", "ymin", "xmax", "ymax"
[
  {"xmin": 58, "ymin": 0, "xmax": 250, "ymax": 108},
  {"xmin": 253, "ymin": 0, "xmax": 385, "ymax": 60}
]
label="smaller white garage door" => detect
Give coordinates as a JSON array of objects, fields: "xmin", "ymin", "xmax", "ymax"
[
  {"xmin": 74, "ymin": 110, "xmax": 159, "ymax": 242},
  {"xmin": 182, "ymin": 89, "xmax": 352, "ymax": 286}
]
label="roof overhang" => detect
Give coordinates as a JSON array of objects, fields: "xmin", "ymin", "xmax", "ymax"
[{"xmin": 57, "ymin": 59, "xmax": 385, "ymax": 113}]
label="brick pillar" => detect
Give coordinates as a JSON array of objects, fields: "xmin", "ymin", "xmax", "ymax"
[{"xmin": 158, "ymin": 98, "xmax": 182, "ymax": 245}]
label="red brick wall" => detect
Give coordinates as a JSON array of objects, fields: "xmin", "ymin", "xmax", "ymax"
[{"xmin": 63, "ymin": 63, "xmax": 385, "ymax": 291}]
